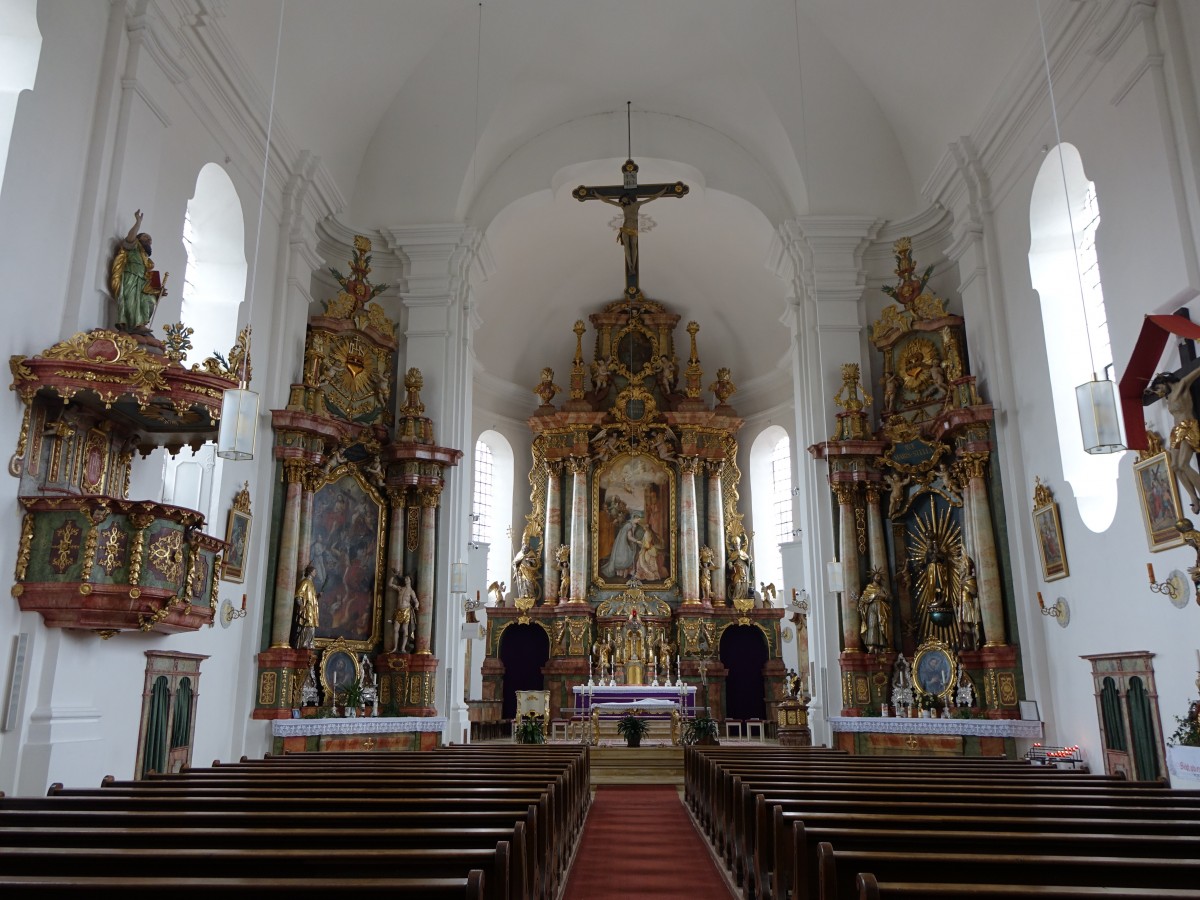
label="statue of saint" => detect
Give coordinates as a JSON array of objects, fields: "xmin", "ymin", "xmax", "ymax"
[
  {"xmin": 556, "ymin": 544, "xmax": 571, "ymax": 599},
  {"xmin": 512, "ymin": 529, "xmax": 540, "ymax": 599},
  {"xmin": 857, "ymin": 569, "xmax": 891, "ymax": 653},
  {"xmin": 389, "ymin": 570, "xmax": 419, "ymax": 653},
  {"xmin": 728, "ymin": 533, "xmax": 752, "ymax": 601},
  {"xmin": 956, "ymin": 555, "xmax": 981, "ymax": 650},
  {"xmin": 293, "ymin": 564, "xmax": 320, "ymax": 649},
  {"xmin": 110, "ymin": 210, "xmax": 168, "ymax": 333},
  {"xmin": 699, "ymin": 545, "xmax": 716, "ymax": 601}
]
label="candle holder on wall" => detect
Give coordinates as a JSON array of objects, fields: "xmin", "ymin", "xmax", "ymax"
[
  {"xmin": 1036, "ymin": 592, "xmax": 1069, "ymax": 628},
  {"xmin": 221, "ymin": 595, "xmax": 248, "ymax": 627}
]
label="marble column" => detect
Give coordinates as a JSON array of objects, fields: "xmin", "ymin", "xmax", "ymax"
[
  {"xmin": 568, "ymin": 458, "xmax": 589, "ymax": 602},
  {"xmin": 959, "ymin": 452, "xmax": 1005, "ymax": 646},
  {"xmin": 269, "ymin": 461, "xmax": 306, "ymax": 648},
  {"xmin": 384, "ymin": 488, "xmax": 408, "ymax": 633},
  {"xmin": 864, "ymin": 483, "xmax": 889, "ymax": 591},
  {"xmin": 833, "ymin": 483, "xmax": 862, "ymax": 652},
  {"xmin": 706, "ymin": 461, "xmax": 727, "ymax": 603},
  {"xmin": 297, "ymin": 470, "xmax": 318, "ymax": 574},
  {"xmin": 415, "ymin": 485, "xmax": 442, "ymax": 653},
  {"xmin": 680, "ymin": 457, "xmax": 701, "ymax": 605},
  {"xmin": 543, "ymin": 462, "xmax": 563, "ymax": 605}
]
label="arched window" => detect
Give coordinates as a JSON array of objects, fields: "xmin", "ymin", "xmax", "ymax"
[
  {"xmin": 474, "ymin": 431, "xmax": 514, "ymax": 593},
  {"xmin": 1028, "ymin": 143, "xmax": 1119, "ymax": 531},
  {"xmin": 161, "ymin": 164, "xmax": 246, "ymax": 527},
  {"xmin": 0, "ymin": 0, "xmax": 41, "ymax": 197},
  {"xmin": 750, "ymin": 425, "xmax": 792, "ymax": 597}
]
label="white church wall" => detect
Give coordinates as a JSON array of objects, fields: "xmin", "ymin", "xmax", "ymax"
[
  {"xmin": 0, "ymin": 2, "xmax": 298, "ymax": 792},
  {"xmin": 978, "ymin": 5, "xmax": 1200, "ymax": 776}
]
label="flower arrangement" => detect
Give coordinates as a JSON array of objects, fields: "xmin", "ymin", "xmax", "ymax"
[
  {"xmin": 514, "ymin": 712, "xmax": 546, "ymax": 744},
  {"xmin": 682, "ymin": 714, "xmax": 719, "ymax": 746},
  {"xmin": 1170, "ymin": 700, "xmax": 1200, "ymax": 747},
  {"xmin": 616, "ymin": 713, "xmax": 651, "ymax": 747}
]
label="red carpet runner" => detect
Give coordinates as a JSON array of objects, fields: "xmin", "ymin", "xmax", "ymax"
[{"xmin": 562, "ymin": 785, "xmax": 734, "ymax": 899}]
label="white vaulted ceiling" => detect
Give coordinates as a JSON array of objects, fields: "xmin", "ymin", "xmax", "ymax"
[{"xmin": 217, "ymin": 0, "xmax": 1042, "ymax": 412}]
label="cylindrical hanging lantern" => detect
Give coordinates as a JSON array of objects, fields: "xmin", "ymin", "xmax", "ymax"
[
  {"xmin": 1076, "ymin": 378, "xmax": 1124, "ymax": 454},
  {"xmin": 217, "ymin": 384, "xmax": 259, "ymax": 460}
]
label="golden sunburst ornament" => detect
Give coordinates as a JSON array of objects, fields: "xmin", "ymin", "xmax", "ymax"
[{"xmin": 907, "ymin": 496, "xmax": 963, "ymax": 644}]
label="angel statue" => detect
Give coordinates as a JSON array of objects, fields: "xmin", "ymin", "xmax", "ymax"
[
  {"xmin": 759, "ymin": 582, "xmax": 777, "ymax": 609},
  {"xmin": 488, "ymin": 580, "xmax": 506, "ymax": 607}
]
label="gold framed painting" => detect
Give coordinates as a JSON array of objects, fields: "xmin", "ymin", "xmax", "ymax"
[
  {"xmin": 221, "ymin": 482, "xmax": 253, "ymax": 583},
  {"xmin": 1031, "ymin": 477, "xmax": 1068, "ymax": 582},
  {"xmin": 1133, "ymin": 451, "xmax": 1184, "ymax": 551}
]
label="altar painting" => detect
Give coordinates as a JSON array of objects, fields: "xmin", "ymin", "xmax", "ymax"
[
  {"xmin": 594, "ymin": 453, "xmax": 675, "ymax": 587},
  {"xmin": 308, "ymin": 469, "xmax": 384, "ymax": 647}
]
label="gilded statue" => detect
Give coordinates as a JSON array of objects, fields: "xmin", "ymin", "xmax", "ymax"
[
  {"xmin": 293, "ymin": 564, "xmax": 320, "ymax": 649},
  {"xmin": 698, "ymin": 545, "xmax": 716, "ymax": 601},
  {"xmin": 556, "ymin": 544, "xmax": 571, "ymax": 598},
  {"xmin": 857, "ymin": 569, "xmax": 891, "ymax": 653},
  {"xmin": 728, "ymin": 532, "xmax": 752, "ymax": 601},
  {"xmin": 956, "ymin": 555, "xmax": 981, "ymax": 650},
  {"xmin": 389, "ymin": 570, "xmax": 419, "ymax": 653},
  {"xmin": 512, "ymin": 528, "xmax": 540, "ymax": 600},
  {"xmin": 1147, "ymin": 367, "xmax": 1200, "ymax": 513},
  {"xmin": 488, "ymin": 580, "xmax": 506, "ymax": 607},
  {"xmin": 111, "ymin": 209, "xmax": 168, "ymax": 333},
  {"xmin": 834, "ymin": 363, "xmax": 871, "ymax": 413},
  {"xmin": 881, "ymin": 236, "xmax": 933, "ymax": 311}
]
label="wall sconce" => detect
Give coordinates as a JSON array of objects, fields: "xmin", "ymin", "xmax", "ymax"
[
  {"xmin": 221, "ymin": 594, "xmax": 247, "ymax": 627},
  {"xmin": 1147, "ymin": 562, "xmax": 1186, "ymax": 604},
  {"xmin": 1037, "ymin": 592, "xmax": 1069, "ymax": 627}
]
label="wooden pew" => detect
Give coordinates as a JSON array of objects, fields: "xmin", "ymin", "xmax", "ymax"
[
  {"xmin": 0, "ymin": 846, "xmax": 513, "ymax": 900},
  {"xmin": 818, "ymin": 845, "xmax": 1200, "ymax": 900},
  {"xmin": 0, "ymin": 874, "xmax": 486, "ymax": 899},
  {"xmin": 855, "ymin": 875, "xmax": 1200, "ymax": 900}
]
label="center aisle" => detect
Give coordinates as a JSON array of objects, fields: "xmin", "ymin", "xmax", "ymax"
[{"xmin": 562, "ymin": 784, "xmax": 735, "ymax": 900}]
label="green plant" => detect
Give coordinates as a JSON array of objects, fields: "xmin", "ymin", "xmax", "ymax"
[
  {"xmin": 863, "ymin": 705, "xmax": 880, "ymax": 718},
  {"xmin": 1170, "ymin": 701, "xmax": 1200, "ymax": 747},
  {"xmin": 918, "ymin": 694, "xmax": 937, "ymax": 711},
  {"xmin": 683, "ymin": 714, "xmax": 719, "ymax": 746},
  {"xmin": 514, "ymin": 713, "xmax": 545, "ymax": 744},
  {"xmin": 338, "ymin": 678, "xmax": 364, "ymax": 709},
  {"xmin": 616, "ymin": 714, "xmax": 651, "ymax": 746}
]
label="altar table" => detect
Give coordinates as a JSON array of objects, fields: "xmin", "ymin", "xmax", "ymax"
[
  {"xmin": 828, "ymin": 715, "xmax": 1043, "ymax": 758},
  {"xmin": 572, "ymin": 684, "xmax": 697, "ymax": 717},
  {"xmin": 270, "ymin": 715, "xmax": 447, "ymax": 754}
]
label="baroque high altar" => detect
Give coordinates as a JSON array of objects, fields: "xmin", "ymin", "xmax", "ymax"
[
  {"xmin": 479, "ymin": 294, "xmax": 787, "ymax": 723},
  {"xmin": 811, "ymin": 237, "xmax": 1026, "ymax": 747}
]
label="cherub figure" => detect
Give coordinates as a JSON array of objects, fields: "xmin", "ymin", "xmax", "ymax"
[
  {"xmin": 882, "ymin": 471, "xmax": 911, "ymax": 519},
  {"xmin": 488, "ymin": 580, "xmax": 507, "ymax": 607}
]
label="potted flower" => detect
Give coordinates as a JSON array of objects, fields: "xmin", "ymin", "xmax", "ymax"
[
  {"xmin": 1167, "ymin": 700, "xmax": 1200, "ymax": 782},
  {"xmin": 617, "ymin": 713, "xmax": 651, "ymax": 748},
  {"xmin": 337, "ymin": 678, "xmax": 364, "ymax": 717},
  {"xmin": 918, "ymin": 694, "xmax": 937, "ymax": 718},
  {"xmin": 514, "ymin": 712, "xmax": 545, "ymax": 744},
  {"xmin": 682, "ymin": 714, "xmax": 720, "ymax": 746}
]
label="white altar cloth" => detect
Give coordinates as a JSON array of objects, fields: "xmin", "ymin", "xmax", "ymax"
[
  {"xmin": 827, "ymin": 715, "xmax": 1043, "ymax": 739},
  {"xmin": 592, "ymin": 698, "xmax": 680, "ymax": 712},
  {"xmin": 272, "ymin": 716, "xmax": 448, "ymax": 738}
]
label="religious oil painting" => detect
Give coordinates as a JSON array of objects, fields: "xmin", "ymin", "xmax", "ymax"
[
  {"xmin": 913, "ymin": 643, "xmax": 956, "ymax": 700},
  {"xmin": 308, "ymin": 470, "xmax": 384, "ymax": 648},
  {"xmin": 222, "ymin": 508, "xmax": 251, "ymax": 584},
  {"xmin": 1134, "ymin": 451, "xmax": 1184, "ymax": 551},
  {"xmin": 1032, "ymin": 499, "xmax": 1069, "ymax": 582},
  {"xmin": 593, "ymin": 453, "xmax": 675, "ymax": 588},
  {"xmin": 319, "ymin": 645, "xmax": 361, "ymax": 704}
]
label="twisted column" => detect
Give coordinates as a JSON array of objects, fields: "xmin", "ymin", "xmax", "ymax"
[
  {"xmin": 680, "ymin": 457, "xmax": 701, "ymax": 604},
  {"xmin": 269, "ymin": 461, "xmax": 306, "ymax": 648},
  {"xmin": 706, "ymin": 460, "xmax": 727, "ymax": 602},
  {"xmin": 543, "ymin": 461, "xmax": 563, "ymax": 605},
  {"xmin": 833, "ymin": 482, "xmax": 862, "ymax": 652},
  {"xmin": 959, "ymin": 452, "xmax": 1005, "ymax": 646},
  {"xmin": 415, "ymin": 484, "xmax": 441, "ymax": 653}
]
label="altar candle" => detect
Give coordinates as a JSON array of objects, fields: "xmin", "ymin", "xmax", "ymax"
[
  {"xmin": 1037, "ymin": 591, "xmax": 1045, "ymax": 609},
  {"xmin": 241, "ymin": 593, "xmax": 246, "ymax": 611},
  {"xmin": 1148, "ymin": 563, "xmax": 1156, "ymax": 584}
]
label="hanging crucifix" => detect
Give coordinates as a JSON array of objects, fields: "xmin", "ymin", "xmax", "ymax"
[{"xmin": 574, "ymin": 102, "xmax": 689, "ymax": 299}]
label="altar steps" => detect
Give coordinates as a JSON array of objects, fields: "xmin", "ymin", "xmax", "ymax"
[{"xmin": 589, "ymin": 746, "xmax": 684, "ymax": 785}]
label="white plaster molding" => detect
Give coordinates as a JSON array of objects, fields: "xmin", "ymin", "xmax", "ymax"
[
  {"xmin": 134, "ymin": 5, "xmax": 191, "ymax": 85},
  {"xmin": 121, "ymin": 77, "xmax": 171, "ymax": 129},
  {"xmin": 1090, "ymin": 0, "xmax": 1158, "ymax": 61},
  {"xmin": 473, "ymin": 359, "xmax": 535, "ymax": 423},
  {"xmin": 1112, "ymin": 53, "xmax": 1165, "ymax": 107}
]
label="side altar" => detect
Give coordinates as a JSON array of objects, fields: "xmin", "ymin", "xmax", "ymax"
[{"xmin": 480, "ymin": 160, "xmax": 789, "ymax": 731}]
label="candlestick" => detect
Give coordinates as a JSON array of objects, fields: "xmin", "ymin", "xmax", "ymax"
[
  {"xmin": 1148, "ymin": 563, "xmax": 1156, "ymax": 585},
  {"xmin": 241, "ymin": 593, "xmax": 247, "ymax": 611},
  {"xmin": 1037, "ymin": 591, "xmax": 1045, "ymax": 609}
]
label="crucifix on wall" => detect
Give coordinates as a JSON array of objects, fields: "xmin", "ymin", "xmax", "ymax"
[{"xmin": 573, "ymin": 108, "xmax": 689, "ymax": 299}]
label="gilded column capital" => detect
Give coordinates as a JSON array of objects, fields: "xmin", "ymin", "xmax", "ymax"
[
  {"xmin": 301, "ymin": 467, "xmax": 324, "ymax": 494},
  {"xmin": 418, "ymin": 485, "xmax": 443, "ymax": 508},
  {"xmin": 957, "ymin": 452, "xmax": 990, "ymax": 481},
  {"xmin": 544, "ymin": 459, "xmax": 564, "ymax": 477},
  {"xmin": 831, "ymin": 482, "xmax": 858, "ymax": 506},
  {"xmin": 567, "ymin": 457, "xmax": 589, "ymax": 476},
  {"xmin": 706, "ymin": 459, "xmax": 726, "ymax": 478},
  {"xmin": 864, "ymin": 483, "xmax": 882, "ymax": 505},
  {"xmin": 386, "ymin": 487, "xmax": 409, "ymax": 509},
  {"xmin": 283, "ymin": 459, "xmax": 307, "ymax": 484},
  {"xmin": 679, "ymin": 456, "xmax": 701, "ymax": 476}
]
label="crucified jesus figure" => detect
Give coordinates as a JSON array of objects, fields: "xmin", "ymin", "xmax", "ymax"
[
  {"xmin": 591, "ymin": 188, "xmax": 669, "ymax": 276},
  {"xmin": 1148, "ymin": 366, "xmax": 1200, "ymax": 513}
]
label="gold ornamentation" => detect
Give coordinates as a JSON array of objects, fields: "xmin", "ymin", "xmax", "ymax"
[
  {"xmin": 1032, "ymin": 476, "xmax": 1054, "ymax": 507},
  {"xmin": 8, "ymin": 403, "xmax": 31, "ymax": 477},
  {"xmin": 231, "ymin": 480, "xmax": 252, "ymax": 514},
  {"xmin": 831, "ymin": 483, "xmax": 858, "ymax": 505},
  {"xmin": 258, "ymin": 671, "xmax": 278, "ymax": 705},
  {"xmin": 324, "ymin": 236, "xmax": 394, "ymax": 334},
  {"xmin": 1138, "ymin": 427, "xmax": 1166, "ymax": 462},
  {"xmin": 709, "ymin": 367, "xmax": 736, "ymax": 406},
  {"xmin": 834, "ymin": 363, "xmax": 871, "ymax": 413},
  {"xmin": 163, "ymin": 322, "xmax": 194, "ymax": 363},
  {"xmin": 147, "ymin": 530, "xmax": 184, "ymax": 582},
  {"xmin": 50, "ymin": 520, "xmax": 82, "ymax": 574},
  {"xmin": 872, "ymin": 305, "xmax": 912, "ymax": 343},
  {"xmin": 198, "ymin": 326, "xmax": 252, "ymax": 384},
  {"xmin": 958, "ymin": 452, "xmax": 989, "ymax": 481},
  {"xmin": 138, "ymin": 597, "xmax": 181, "ymax": 631},
  {"xmin": 897, "ymin": 338, "xmax": 939, "ymax": 394},
  {"xmin": 855, "ymin": 505, "xmax": 867, "ymax": 554}
]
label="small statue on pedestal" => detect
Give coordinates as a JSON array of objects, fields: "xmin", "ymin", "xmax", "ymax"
[
  {"xmin": 292, "ymin": 564, "xmax": 320, "ymax": 650},
  {"xmin": 389, "ymin": 570, "xmax": 419, "ymax": 653}
]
